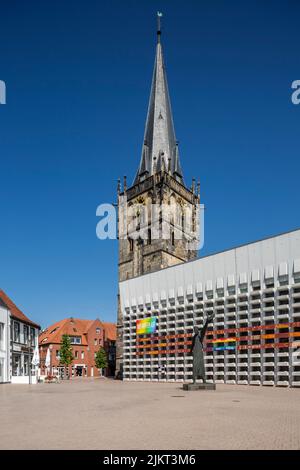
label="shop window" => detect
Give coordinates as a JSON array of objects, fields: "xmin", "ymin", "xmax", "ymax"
[{"xmin": 12, "ymin": 354, "xmax": 21, "ymax": 376}]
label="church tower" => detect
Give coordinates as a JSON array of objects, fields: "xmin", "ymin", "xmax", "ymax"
[{"xmin": 115, "ymin": 15, "xmax": 200, "ymax": 376}]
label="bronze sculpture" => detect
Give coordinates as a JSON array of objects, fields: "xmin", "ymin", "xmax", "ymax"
[{"xmin": 190, "ymin": 313, "xmax": 214, "ymax": 383}]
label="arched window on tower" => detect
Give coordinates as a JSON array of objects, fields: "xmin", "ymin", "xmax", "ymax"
[
  {"xmin": 171, "ymin": 231, "xmax": 175, "ymax": 246},
  {"xmin": 129, "ymin": 238, "xmax": 134, "ymax": 252},
  {"xmin": 147, "ymin": 228, "xmax": 151, "ymax": 245}
]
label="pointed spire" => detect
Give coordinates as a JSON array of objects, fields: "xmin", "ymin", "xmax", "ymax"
[
  {"xmin": 134, "ymin": 13, "xmax": 184, "ymax": 185},
  {"xmin": 139, "ymin": 141, "xmax": 149, "ymax": 177},
  {"xmin": 191, "ymin": 178, "xmax": 195, "ymax": 194},
  {"xmin": 173, "ymin": 141, "xmax": 183, "ymax": 178}
]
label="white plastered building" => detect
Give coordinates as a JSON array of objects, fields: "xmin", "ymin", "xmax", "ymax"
[{"xmin": 0, "ymin": 298, "xmax": 11, "ymax": 383}]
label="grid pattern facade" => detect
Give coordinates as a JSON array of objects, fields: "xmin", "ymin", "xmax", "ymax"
[{"xmin": 120, "ymin": 230, "xmax": 300, "ymax": 387}]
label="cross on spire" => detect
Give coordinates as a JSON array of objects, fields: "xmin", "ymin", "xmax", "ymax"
[{"xmin": 157, "ymin": 11, "xmax": 163, "ymax": 40}]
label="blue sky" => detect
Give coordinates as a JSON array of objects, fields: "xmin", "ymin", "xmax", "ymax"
[{"xmin": 0, "ymin": 0, "xmax": 299, "ymax": 328}]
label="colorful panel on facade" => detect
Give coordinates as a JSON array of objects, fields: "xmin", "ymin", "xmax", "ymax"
[{"xmin": 136, "ymin": 317, "xmax": 157, "ymax": 335}]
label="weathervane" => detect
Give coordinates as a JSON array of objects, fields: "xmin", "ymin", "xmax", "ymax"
[{"xmin": 157, "ymin": 11, "xmax": 163, "ymax": 39}]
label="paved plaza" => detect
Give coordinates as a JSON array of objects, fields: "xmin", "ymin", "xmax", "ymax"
[{"xmin": 0, "ymin": 378, "xmax": 299, "ymax": 449}]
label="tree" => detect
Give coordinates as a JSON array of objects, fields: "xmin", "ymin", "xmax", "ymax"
[
  {"xmin": 59, "ymin": 334, "xmax": 74, "ymax": 379},
  {"xmin": 95, "ymin": 347, "xmax": 108, "ymax": 375}
]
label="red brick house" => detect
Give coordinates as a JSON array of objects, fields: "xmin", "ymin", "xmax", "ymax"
[
  {"xmin": 102, "ymin": 322, "xmax": 117, "ymax": 377},
  {"xmin": 39, "ymin": 317, "xmax": 116, "ymax": 378}
]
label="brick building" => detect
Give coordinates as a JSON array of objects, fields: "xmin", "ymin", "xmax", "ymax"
[
  {"xmin": 102, "ymin": 322, "xmax": 117, "ymax": 377},
  {"xmin": 39, "ymin": 317, "xmax": 116, "ymax": 378}
]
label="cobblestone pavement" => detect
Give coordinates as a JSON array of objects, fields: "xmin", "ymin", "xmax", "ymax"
[{"xmin": 0, "ymin": 379, "xmax": 299, "ymax": 449}]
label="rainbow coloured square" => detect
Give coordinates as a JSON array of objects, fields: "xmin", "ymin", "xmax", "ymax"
[{"xmin": 136, "ymin": 317, "xmax": 157, "ymax": 335}]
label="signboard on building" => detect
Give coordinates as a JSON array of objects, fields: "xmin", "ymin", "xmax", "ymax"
[{"xmin": 136, "ymin": 317, "xmax": 157, "ymax": 335}]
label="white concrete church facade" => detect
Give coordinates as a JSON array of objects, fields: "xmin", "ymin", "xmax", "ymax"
[{"xmin": 120, "ymin": 229, "xmax": 300, "ymax": 387}]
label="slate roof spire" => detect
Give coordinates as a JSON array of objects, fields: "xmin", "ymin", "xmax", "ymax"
[{"xmin": 134, "ymin": 13, "xmax": 184, "ymax": 185}]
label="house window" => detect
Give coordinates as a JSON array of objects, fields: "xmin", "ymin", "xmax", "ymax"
[
  {"xmin": 56, "ymin": 350, "xmax": 60, "ymax": 359},
  {"xmin": 74, "ymin": 351, "xmax": 79, "ymax": 359},
  {"xmin": 70, "ymin": 336, "xmax": 81, "ymax": 344},
  {"xmin": 23, "ymin": 325, "xmax": 29, "ymax": 344},
  {"xmin": 30, "ymin": 328, "xmax": 35, "ymax": 346},
  {"xmin": 81, "ymin": 351, "xmax": 84, "ymax": 359},
  {"xmin": 94, "ymin": 339, "xmax": 97, "ymax": 346},
  {"xmin": 0, "ymin": 323, "xmax": 4, "ymax": 350},
  {"xmin": 14, "ymin": 322, "xmax": 20, "ymax": 343},
  {"xmin": 171, "ymin": 231, "xmax": 175, "ymax": 246},
  {"xmin": 96, "ymin": 328, "xmax": 101, "ymax": 335}
]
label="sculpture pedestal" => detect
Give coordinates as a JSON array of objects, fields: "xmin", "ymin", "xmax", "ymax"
[{"xmin": 183, "ymin": 382, "xmax": 216, "ymax": 391}]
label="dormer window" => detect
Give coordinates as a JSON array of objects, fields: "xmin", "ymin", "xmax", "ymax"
[{"xmin": 70, "ymin": 336, "xmax": 81, "ymax": 345}]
